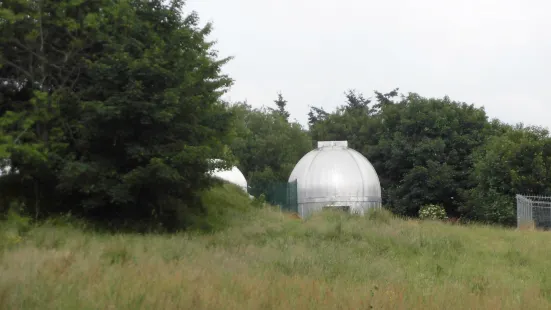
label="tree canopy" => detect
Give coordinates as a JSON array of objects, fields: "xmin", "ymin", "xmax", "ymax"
[
  {"xmin": 308, "ymin": 89, "xmax": 551, "ymax": 223},
  {"xmin": 0, "ymin": 0, "xmax": 234, "ymax": 230},
  {"xmin": 229, "ymin": 95, "xmax": 311, "ymax": 202}
]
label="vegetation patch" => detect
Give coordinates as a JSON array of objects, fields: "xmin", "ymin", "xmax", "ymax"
[{"xmin": 2, "ymin": 206, "xmax": 551, "ymax": 309}]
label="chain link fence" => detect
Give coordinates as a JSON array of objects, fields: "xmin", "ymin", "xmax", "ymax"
[
  {"xmin": 517, "ymin": 194, "xmax": 551, "ymax": 229},
  {"xmin": 249, "ymin": 180, "xmax": 298, "ymax": 214}
]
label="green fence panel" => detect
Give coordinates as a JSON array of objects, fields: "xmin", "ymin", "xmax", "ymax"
[
  {"xmin": 250, "ymin": 180, "xmax": 298, "ymax": 214},
  {"xmin": 285, "ymin": 180, "xmax": 298, "ymax": 213}
]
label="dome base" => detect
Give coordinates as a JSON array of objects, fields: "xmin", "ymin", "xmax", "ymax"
[{"xmin": 298, "ymin": 200, "xmax": 382, "ymax": 218}]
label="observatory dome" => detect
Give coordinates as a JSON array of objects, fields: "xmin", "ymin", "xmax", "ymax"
[
  {"xmin": 288, "ymin": 141, "xmax": 382, "ymax": 218},
  {"xmin": 209, "ymin": 159, "xmax": 248, "ymax": 193}
]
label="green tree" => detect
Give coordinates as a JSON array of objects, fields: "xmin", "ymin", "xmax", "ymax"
[
  {"xmin": 308, "ymin": 90, "xmax": 490, "ymax": 218},
  {"xmin": 462, "ymin": 124, "xmax": 551, "ymax": 225},
  {"xmin": 308, "ymin": 89, "xmax": 382, "ymax": 152},
  {"xmin": 0, "ymin": 0, "xmax": 112, "ymax": 218},
  {"xmin": 370, "ymin": 93, "xmax": 490, "ymax": 217},
  {"xmin": 269, "ymin": 92, "xmax": 290, "ymax": 121},
  {"xmin": 229, "ymin": 102, "xmax": 311, "ymax": 203},
  {"xmin": 0, "ymin": 0, "xmax": 234, "ymax": 229},
  {"xmin": 307, "ymin": 106, "xmax": 328, "ymax": 126}
]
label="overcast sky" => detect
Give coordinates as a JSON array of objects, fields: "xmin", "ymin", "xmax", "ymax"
[{"xmin": 186, "ymin": 0, "xmax": 550, "ymax": 128}]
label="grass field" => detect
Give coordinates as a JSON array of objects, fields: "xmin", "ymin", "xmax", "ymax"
[{"xmin": 1, "ymin": 185, "xmax": 551, "ymax": 309}]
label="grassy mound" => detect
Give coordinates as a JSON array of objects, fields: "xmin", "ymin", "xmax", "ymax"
[
  {"xmin": 1, "ymin": 195, "xmax": 551, "ymax": 309},
  {"xmin": 193, "ymin": 182, "xmax": 258, "ymax": 232}
]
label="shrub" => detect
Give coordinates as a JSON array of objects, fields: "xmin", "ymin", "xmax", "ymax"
[
  {"xmin": 191, "ymin": 183, "xmax": 255, "ymax": 232},
  {"xmin": 4, "ymin": 202, "xmax": 32, "ymax": 234},
  {"xmin": 0, "ymin": 202, "xmax": 32, "ymax": 250},
  {"xmin": 419, "ymin": 204, "xmax": 448, "ymax": 220},
  {"xmin": 252, "ymin": 194, "xmax": 267, "ymax": 208}
]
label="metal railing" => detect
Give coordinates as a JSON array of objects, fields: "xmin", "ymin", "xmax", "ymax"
[{"xmin": 517, "ymin": 194, "xmax": 551, "ymax": 229}]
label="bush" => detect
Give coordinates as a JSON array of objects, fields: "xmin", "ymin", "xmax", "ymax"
[
  {"xmin": 0, "ymin": 202, "xmax": 32, "ymax": 250},
  {"xmin": 4, "ymin": 202, "xmax": 32, "ymax": 234},
  {"xmin": 191, "ymin": 183, "xmax": 255, "ymax": 232},
  {"xmin": 419, "ymin": 204, "xmax": 448, "ymax": 220},
  {"xmin": 252, "ymin": 194, "xmax": 267, "ymax": 208}
]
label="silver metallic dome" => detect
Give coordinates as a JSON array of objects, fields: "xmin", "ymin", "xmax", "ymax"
[
  {"xmin": 288, "ymin": 141, "xmax": 382, "ymax": 218},
  {"xmin": 208, "ymin": 159, "xmax": 248, "ymax": 194}
]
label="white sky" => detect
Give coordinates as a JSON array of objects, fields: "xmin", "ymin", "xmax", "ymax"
[{"xmin": 186, "ymin": 0, "xmax": 551, "ymax": 128}]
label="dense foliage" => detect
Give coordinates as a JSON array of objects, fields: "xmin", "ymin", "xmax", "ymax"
[
  {"xmin": 0, "ymin": 0, "xmax": 234, "ymax": 230},
  {"xmin": 309, "ymin": 90, "xmax": 551, "ymax": 224},
  {"xmin": 309, "ymin": 91, "xmax": 487, "ymax": 217},
  {"xmin": 229, "ymin": 97, "xmax": 311, "ymax": 202},
  {"xmin": 461, "ymin": 124, "xmax": 551, "ymax": 225},
  {"xmin": 1, "ymin": 0, "xmax": 550, "ymax": 229}
]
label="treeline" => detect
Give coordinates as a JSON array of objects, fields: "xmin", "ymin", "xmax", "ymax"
[
  {"xmin": 235, "ymin": 89, "xmax": 551, "ymax": 226},
  {"xmin": 1, "ymin": 0, "xmax": 550, "ymax": 229}
]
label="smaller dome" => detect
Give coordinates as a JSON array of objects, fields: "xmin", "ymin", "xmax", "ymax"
[{"xmin": 208, "ymin": 159, "xmax": 248, "ymax": 193}]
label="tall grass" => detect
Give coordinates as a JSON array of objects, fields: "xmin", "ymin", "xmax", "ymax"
[{"xmin": 1, "ymin": 186, "xmax": 551, "ymax": 309}]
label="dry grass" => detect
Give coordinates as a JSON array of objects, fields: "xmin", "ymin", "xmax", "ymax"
[
  {"xmin": 2, "ymin": 207, "xmax": 551, "ymax": 309},
  {"xmin": 518, "ymin": 220, "xmax": 537, "ymax": 231}
]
